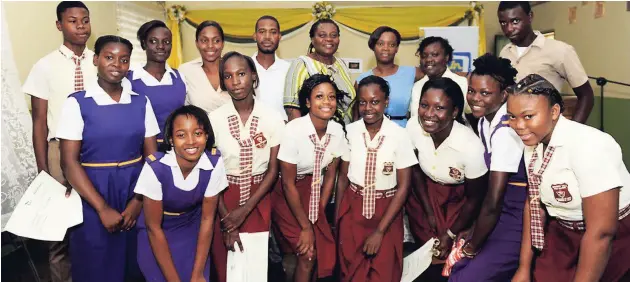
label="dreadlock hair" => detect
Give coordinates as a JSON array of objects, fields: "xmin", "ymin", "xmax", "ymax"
[
  {"xmin": 510, "ymin": 74, "xmax": 565, "ymax": 113},
  {"xmin": 298, "ymin": 74, "xmax": 347, "ymax": 135}
]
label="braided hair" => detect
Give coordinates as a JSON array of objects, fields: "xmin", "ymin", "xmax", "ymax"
[{"xmin": 510, "ymin": 74, "xmax": 565, "ymax": 113}]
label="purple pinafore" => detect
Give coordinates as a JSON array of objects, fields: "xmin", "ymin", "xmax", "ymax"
[
  {"xmin": 449, "ymin": 114, "xmax": 527, "ymax": 281},
  {"xmin": 136, "ymin": 150, "xmax": 221, "ymax": 282},
  {"xmin": 68, "ymin": 90, "xmax": 147, "ymax": 282},
  {"xmin": 127, "ymin": 69, "xmax": 186, "ymax": 142}
]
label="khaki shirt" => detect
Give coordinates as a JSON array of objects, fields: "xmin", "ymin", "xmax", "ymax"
[{"xmin": 500, "ymin": 31, "xmax": 588, "ymax": 92}]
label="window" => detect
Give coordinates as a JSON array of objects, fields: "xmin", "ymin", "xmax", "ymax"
[{"xmin": 116, "ymin": 2, "xmax": 166, "ymax": 68}]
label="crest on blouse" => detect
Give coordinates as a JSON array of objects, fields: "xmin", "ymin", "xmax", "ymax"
[
  {"xmin": 551, "ymin": 183, "xmax": 573, "ymax": 203},
  {"xmin": 449, "ymin": 167, "xmax": 464, "ymax": 182},
  {"xmin": 252, "ymin": 132, "xmax": 267, "ymax": 149},
  {"xmin": 383, "ymin": 162, "xmax": 394, "ymax": 176}
]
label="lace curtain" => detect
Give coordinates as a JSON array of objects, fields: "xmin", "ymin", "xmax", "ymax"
[{"xmin": 1, "ymin": 5, "xmax": 38, "ymax": 230}]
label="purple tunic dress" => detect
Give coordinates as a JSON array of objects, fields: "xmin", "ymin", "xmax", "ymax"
[
  {"xmin": 449, "ymin": 114, "xmax": 527, "ymax": 282},
  {"xmin": 68, "ymin": 90, "xmax": 146, "ymax": 282},
  {"xmin": 137, "ymin": 150, "xmax": 220, "ymax": 282},
  {"xmin": 127, "ymin": 69, "xmax": 186, "ymax": 142}
]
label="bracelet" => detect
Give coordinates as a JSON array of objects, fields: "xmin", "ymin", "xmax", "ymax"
[
  {"xmin": 446, "ymin": 229, "xmax": 456, "ymax": 240},
  {"xmin": 462, "ymin": 242, "xmax": 478, "ymax": 258}
]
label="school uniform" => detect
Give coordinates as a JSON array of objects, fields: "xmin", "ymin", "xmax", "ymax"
[
  {"xmin": 271, "ymin": 114, "xmax": 348, "ymax": 278},
  {"xmin": 337, "ymin": 117, "xmax": 417, "ymax": 282},
  {"xmin": 449, "ymin": 103, "xmax": 527, "ymax": 281},
  {"xmin": 208, "ymin": 101, "xmax": 285, "ymax": 282},
  {"xmin": 134, "ymin": 149, "xmax": 228, "ymax": 282},
  {"xmin": 22, "ymin": 45, "xmax": 97, "ymax": 282},
  {"xmin": 55, "ymin": 79, "xmax": 160, "ymax": 282},
  {"xmin": 523, "ymin": 116, "xmax": 630, "ymax": 281},
  {"xmin": 127, "ymin": 65, "xmax": 187, "ymax": 143},
  {"xmin": 405, "ymin": 118, "xmax": 487, "ymax": 244}
]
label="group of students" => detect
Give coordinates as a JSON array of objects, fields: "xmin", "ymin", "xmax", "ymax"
[{"xmin": 22, "ymin": 1, "xmax": 629, "ymax": 282}]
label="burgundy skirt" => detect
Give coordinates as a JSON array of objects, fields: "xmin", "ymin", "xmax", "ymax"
[
  {"xmin": 337, "ymin": 184, "xmax": 404, "ymax": 282},
  {"xmin": 210, "ymin": 176, "xmax": 272, "ymax": 282},
  {"xmin": 534, "ymin": 214, "xmax": 630, "ymax": 282},
  {"xmin": 271, "ymin": 175, "xmax": 336, "ymax": 278},
  {"xmin": 406, "ymin": 178, "xmax": 466, "ymax": 244}
]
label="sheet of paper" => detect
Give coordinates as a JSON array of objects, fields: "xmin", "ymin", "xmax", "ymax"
[
  {"xmin": 4, "ymin": 172, "xmax": 83, "ymax": 241},
  {"xmin": 401, "ymin": 238, "xmax": 437, "ymax": 282},
  {"xmin": 226, "ymin": 231, "xmax": 269, "ymax": 282}
]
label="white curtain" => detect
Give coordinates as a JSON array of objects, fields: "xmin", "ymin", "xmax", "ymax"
[{"xmin": 1, "ymin": 4, "xmax": 38, "ymax": 230}]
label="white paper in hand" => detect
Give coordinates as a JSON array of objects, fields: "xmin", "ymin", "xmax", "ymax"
[
  {"xmin": 401, "ymin": 238, "xmax": 437, "ymax": 282},
  {"xmin": 226, "ymin": 231, "xmax": 269, "ymax": 282},
  {"xmin": 5, "ymin": 171, "xmax": 83, "ymax": 241}
]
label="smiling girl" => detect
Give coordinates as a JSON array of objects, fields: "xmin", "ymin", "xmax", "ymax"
[
  {"xmin": 56, "ymin": 35, "xmax": 159, "ymax": 282},
  {"xmin": 208, "ymin": 51, "xmax": 285, "ymax": 282},
  {"xmin": 134, "ymin": 105, "xmax": 228, "ymax": 282},
  {"xmin": 507, "ymin": 74, "xmax": 630, "ymax": 282}
]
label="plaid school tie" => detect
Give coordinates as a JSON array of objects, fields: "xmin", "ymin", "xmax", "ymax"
[
  {"xmin": 308, "ymin": 133, "xmax": 331, "ymax": 223},
  {"xmin": 362, "ymin": 133, "xmax": 386, "ymax": 219},
  {"xmin": 227, "ymin": 115, "xmax": 260, "ymax": 206},
  {"xmin": 72, "ymin": 54, "xmax": 86, "ymax": 91},
  {"xmin": 527, "ymin": 146, "xmax": 556, "ymax": 250}
]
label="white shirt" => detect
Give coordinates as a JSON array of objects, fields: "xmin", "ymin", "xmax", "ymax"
[
  {"xmin": 343, "ymin": 117, "xmax": 418, "ymax": 190},
  {"xmin": 409, "ymin": 68, "xmax": 470, "ymax": 117},
  {"xmin": 179, "ymin": 57, "xmax": 232, "ymax": 114},
  {"xmin": 407, "ymin": 118, "xmax": 487, "ymax": 184},
  {"xmin": 277, "ymin": 114, "xmax": 349, "ymax": 175},
  {"xmin": 130, "ymin": 64, "xmax": 188, "ymax": 89},
  {"xmin": 22, "ymin": 45, "xmax": 97, "ymax": 140},
  {"xmin": 55, "ymin": 79, "xmax": 160, "ymax": 140},
  {"xmin": 478, "ymin": 103, "xmax": 524, "ymax": 173},
  {"xmin": 209, "ymin": 101, "xmax": 285, "ymax": 176},
  {"xmin": 134, "ymin": 150, "xmax": 229, "ymax": 201},
  {"xmin": 524, "ymin": 116, "xmax": 630, "ymax": 221},
  {"xmin": 252, "ymin": 52, "xmax": 291, "ymax": 121},
  {"xmin": 516, "ymin": 46, "xmax": 528, "ymax": 58}
]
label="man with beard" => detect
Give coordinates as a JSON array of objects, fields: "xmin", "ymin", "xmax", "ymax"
[
  {"xmin": 22, "ymin": 2, "xmax": 96, "ymax": 281},
  {"xmin": 498, "ymin": 1, "xmax": 594, "ymax": 123},
  {"xmin": 252, "ymin": 15, "xmax": 291, "ymax": 121}
]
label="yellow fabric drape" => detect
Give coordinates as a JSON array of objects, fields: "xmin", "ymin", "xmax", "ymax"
[
  {"xmin": 334, "ymin": 6, "xmax": 470, "ymax": 39},
  {"xmin": 185, "ymin": 8, "xmax": 313, "ymax": 39},
  {"xmin": 167, "ymin": 10, "xmax": 183, "ymax": 68},
  {"xmin": 474, "ymin": 6, "xmax": 487, "ymax": 55}
]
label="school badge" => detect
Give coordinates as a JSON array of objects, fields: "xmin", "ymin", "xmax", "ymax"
[
  {"xmin": 551, "ymin": 183, "xmax": 573, "ymax": 203},
  {"xmin": 383, "ymin": 162, "xmax": 394, "ymax": 175},
  {"xmin": 449, "ymin": 167, "xmax": 464, "ymax": 182},
  {"xmin": 252, "ymin": 132, "xmax": 267, "ymax": 149}
]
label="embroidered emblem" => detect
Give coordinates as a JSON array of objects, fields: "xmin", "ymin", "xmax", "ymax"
[
  {"xmin": 252, "ymin": 132, "xmax": 267, "ymax": 148},
  {"xmin": 449, "ymin": 167, "xmax": 463, "ymax": 181},
  {"xmin": 383, "ymin": 162, "xmax": 394, "ymax": 175},
  {"xmin": 551, "ymin": 183, "xmax": 573, "ymax": 203}
]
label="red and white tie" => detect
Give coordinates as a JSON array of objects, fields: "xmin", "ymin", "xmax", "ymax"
[
  {"xmin": 527, "ymin": 146, "xmax": 556, "ymax": 250},
  {"xmin": 227, "ymin": 115, "xmax": 259, "ymax": 206},
  {"xmin": 72, "ymin": 54, "xmax": 85, "ymax": 91},
  {"xmin": 362, "ymin": 133, "xmax": 385, "ymax": 219},
  {"xmin": 308, "ymin": 133, "xmax": 331, "ymax": 223}
]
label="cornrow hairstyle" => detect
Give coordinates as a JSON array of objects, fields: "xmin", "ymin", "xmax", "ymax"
[
  {"xmin": 159, "ymin": 105, "xmax": 215, "ymax": 153},
  {"xmin": 137, "ymin": 20, "xmax": 169, "ymax": 50},
  {"xmin": 94, "ymin": 35, "xmax": 133, "ymax": 55},
  {"xmin": 510, "ymin": 74, "xmax": 565, "ymax": 113},
  {"xmin": 219, "ymin": 51, "xmax": 259, "ymax": 93},
  {"xmin": 470, "ymin": 53, "xmax": 519, "ymax": 91},
  {"xmin": 56, "ymin": 1, "xmax": 89, "ymax": 22},
  {"xmin": 421, "ymin": 77, "xmax": 466, "ymax": 125},
  {"xmin": 416, "ymin": 36, "xmax": 454, "ymax": 63},
  {"xmin": 196, "ymin": 20, "xmax": 225, "ymax": 41},
  {"xmin": 297, "ymin": 74, "xmax": 348, "ymax": 136},
  {"xmin": 307, "ymin": 19, "xmax": 340, "ymax": 54},
  {"xmin": 368, "ymin": 26, "xmax": 401, "ymax": 50}
]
